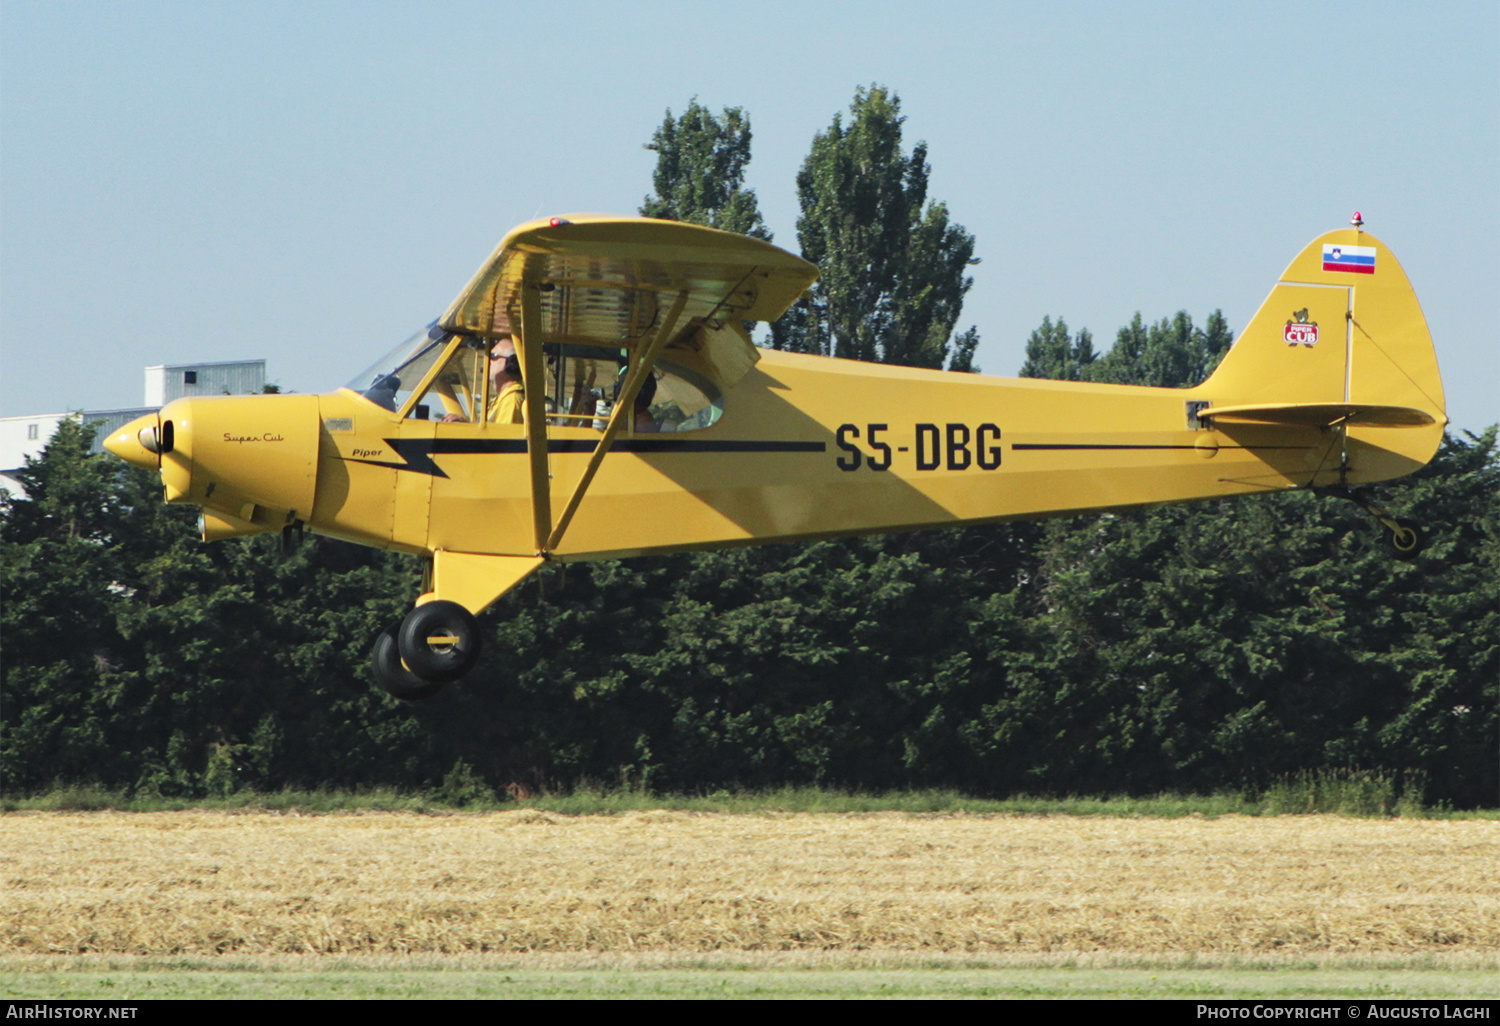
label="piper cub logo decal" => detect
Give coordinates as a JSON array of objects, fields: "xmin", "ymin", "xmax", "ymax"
[{"xmin": 1283, "ymin": 308, "xmax": 1319, "ymax": 347}]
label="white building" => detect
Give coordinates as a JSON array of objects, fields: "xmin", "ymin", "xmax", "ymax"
[
  {"xmin": 1, "ymin": 359, "xmax": 266, "ymax": 496},
  {"xmin": 143, "ymin": 360, "xmax": 268, "ymax": 408}
]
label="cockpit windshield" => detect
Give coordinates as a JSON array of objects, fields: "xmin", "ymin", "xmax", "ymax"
[{"xmin": 345, "ymin": 324, "xmax": 449, "ymax": 411}]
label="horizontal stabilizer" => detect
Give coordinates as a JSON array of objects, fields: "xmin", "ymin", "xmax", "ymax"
[{"xmin": 1201, "ymin": 403, "xmax": 1438, "ymax": 427}]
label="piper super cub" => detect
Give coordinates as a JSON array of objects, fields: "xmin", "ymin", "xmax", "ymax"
[{"xmin": 106, "ymin": 214, "xmax": 1446, "ymax": 700}]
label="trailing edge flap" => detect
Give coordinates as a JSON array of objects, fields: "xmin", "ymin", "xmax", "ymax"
[{"xmin": 1201, "ymin": 403, "xmax": 1438, "ymax": 427}]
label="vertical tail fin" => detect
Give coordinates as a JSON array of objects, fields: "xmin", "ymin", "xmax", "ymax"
[{"xmin": 1199, "ymin": 227, "xmax": 1447, "ymax": 483}]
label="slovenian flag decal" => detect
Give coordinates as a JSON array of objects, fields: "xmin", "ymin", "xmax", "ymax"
[{"xmin": 1323, "ymin": 244, "xmax": 1376, "ymax": 274}]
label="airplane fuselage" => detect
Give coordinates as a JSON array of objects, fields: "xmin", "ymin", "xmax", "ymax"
[{"xmin": 135, "ymin": 344, "xmax": 1433, "ymax": 568}]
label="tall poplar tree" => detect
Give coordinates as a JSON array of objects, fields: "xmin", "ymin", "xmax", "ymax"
[
  {"xmin": 772, "ymin": 85, "xmax": 980, "ymax": 370},
  {"xmin": 641, "ymin": 99, "xmax": 769, "ymax": 240}
]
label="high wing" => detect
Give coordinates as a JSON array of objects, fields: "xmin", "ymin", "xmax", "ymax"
[
  {"xmin": 436, "ymin": 215, "xmax": 818, "ymax": 554},
  {"xmin": 437, "ymin": 214, "xmax": 817, "ymax": 390}
]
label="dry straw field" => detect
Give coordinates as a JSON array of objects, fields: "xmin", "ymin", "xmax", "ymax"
[{"xmin": 2, "ymin": 811, "xmax": 1496, "ymax": 957}]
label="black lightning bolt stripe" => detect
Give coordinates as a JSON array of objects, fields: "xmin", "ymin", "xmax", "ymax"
[{"xmin": 343, "ymin": 437, "xmax": 827, "ymax": 478}]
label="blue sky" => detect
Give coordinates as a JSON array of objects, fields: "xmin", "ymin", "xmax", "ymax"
[{"xmin": 3, "ymin": 1, "xmax": 1495, "ymax": 431}]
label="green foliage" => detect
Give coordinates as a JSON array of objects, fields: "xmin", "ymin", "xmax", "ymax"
[
  {"xmin": 12, "ymin": 780, "xmax": 1492, "ymax": 818},
  {"xmin": 771, "ymin": 85, "xmax": 981, "ymax": 370},
  {"xmin": 947, "ymin": 325, "xmax": 982, "ymax": 374},
  {"xmin": 435, "ymin": 758, "xmax": 496, "ymax": 806},
  {"xmin": 0, "ymin": 419, "xmax": 438, "ymax": 797},
  {"xmin": 641, "ymin": 99, "xmax": 769, "ymax": 239},
  {"xmin": 1077, "ymin": 309, "xmax": 1235, "ymax": 387},
  {"xmin": 10, "ymin": 782, "xmax": 121, "ymax": 812},
  {"xmin": 1260, "ymin": 768, "xmax": 1426, "ymax": 817},
  {"xmin": 1019, "ymin": 316, "xmax": 1096, "ymax": 381}
]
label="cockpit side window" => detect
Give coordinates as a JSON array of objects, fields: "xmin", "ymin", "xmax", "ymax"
[
  {"xmin": 405, "ymin": 341, "xmax": 488, "ymax": 422},
  {"xmin": 540, "ymin": 349, "xmax": 724, "ymax": 432},
  {"xmin": 541, "ymin": 344, "xmax": 623, "ymax": 428},
  {"xmin": 650, "ymin": 360, "xmax": 723, "ymax": 432}
]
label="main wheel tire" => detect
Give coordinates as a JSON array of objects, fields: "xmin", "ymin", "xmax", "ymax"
[
  {"xmin": 371, "ymin": 620, "xmax": 445, "ymax": 701},
  {"xmin": 1385, "ymin": 520, "xmax": 1424, "ymax": 560},
  {"xmin": 397, "ymin": 600, "xmax": 481, "ymax": 684}
]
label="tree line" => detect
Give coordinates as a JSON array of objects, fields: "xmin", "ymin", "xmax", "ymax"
[{"xmin": 2, "ymin": 87, "xmax": 1494, "ymax": 806}]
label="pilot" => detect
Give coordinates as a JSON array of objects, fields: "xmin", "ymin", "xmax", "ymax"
[
  {"xmin": 437, "ymin": 336, "xmax": 523, "ymax": 423},
  {"xmin": 489, "ymin": 337, "xmax": 525, "ymax": 424}
]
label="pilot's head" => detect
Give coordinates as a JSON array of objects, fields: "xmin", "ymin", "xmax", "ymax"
[
  {"xmin": 634, "ymin": 369, "xmax": 658, "ymax": 409},
  {"xmin": 490, "ymin": 336, "xmax": 521, "ymax": 388}
]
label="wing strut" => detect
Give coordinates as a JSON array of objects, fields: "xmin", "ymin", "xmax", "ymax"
[
  {"xmin": 542, "ymin": 288, "xmax": 691, "ymax": 552},
  {"xmin": 519, "ymin": 282, "xmax": 552, "ymax": 553}
]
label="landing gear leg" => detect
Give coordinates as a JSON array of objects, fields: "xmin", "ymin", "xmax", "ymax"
[{"xmin": 1322, "ymin": 486, "xmax": 1425, "ymax": 560}]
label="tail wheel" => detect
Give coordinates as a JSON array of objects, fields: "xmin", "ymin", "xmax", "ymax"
[
  {"xmin": 371, "ymin": 620, "xmax": 445, "ymax": 701},
  {"xmin": 1384, "ymin": 520, "xmax": 1424, "ymax": 560},
  {"xmin": 397, "ymin": 600, "xmax": 481, "ymax": 684}
]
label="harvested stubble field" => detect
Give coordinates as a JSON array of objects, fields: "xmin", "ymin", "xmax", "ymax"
[{"xmin": 2, "ymin": 811, "xmax": 1496, "ymax": 958}]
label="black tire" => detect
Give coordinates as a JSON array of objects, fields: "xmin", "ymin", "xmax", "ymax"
[
  {"xmin": 397, "ymin": 600, "xmax": 481, "ymax": 684},
  {"xmin": 1384, "ymin": 520, "xmax": 1424, "ymax": 560},
  {"xmin": 371, "ymin": 620, "xmax": 445, "ymax": 701}
]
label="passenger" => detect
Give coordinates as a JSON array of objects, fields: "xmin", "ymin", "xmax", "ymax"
[
  {"xmin": 632, "ymin": 371, "xmax": 660, "ymax": 433},
  {"xmin": 597, "ymin": 368, "xmax": 660, "ymax": 433}
]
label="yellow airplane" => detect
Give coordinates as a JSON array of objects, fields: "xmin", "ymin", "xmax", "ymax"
[{"xmin": 105, "ymin": 213, "xmax": 1446, "ymax": 699}]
